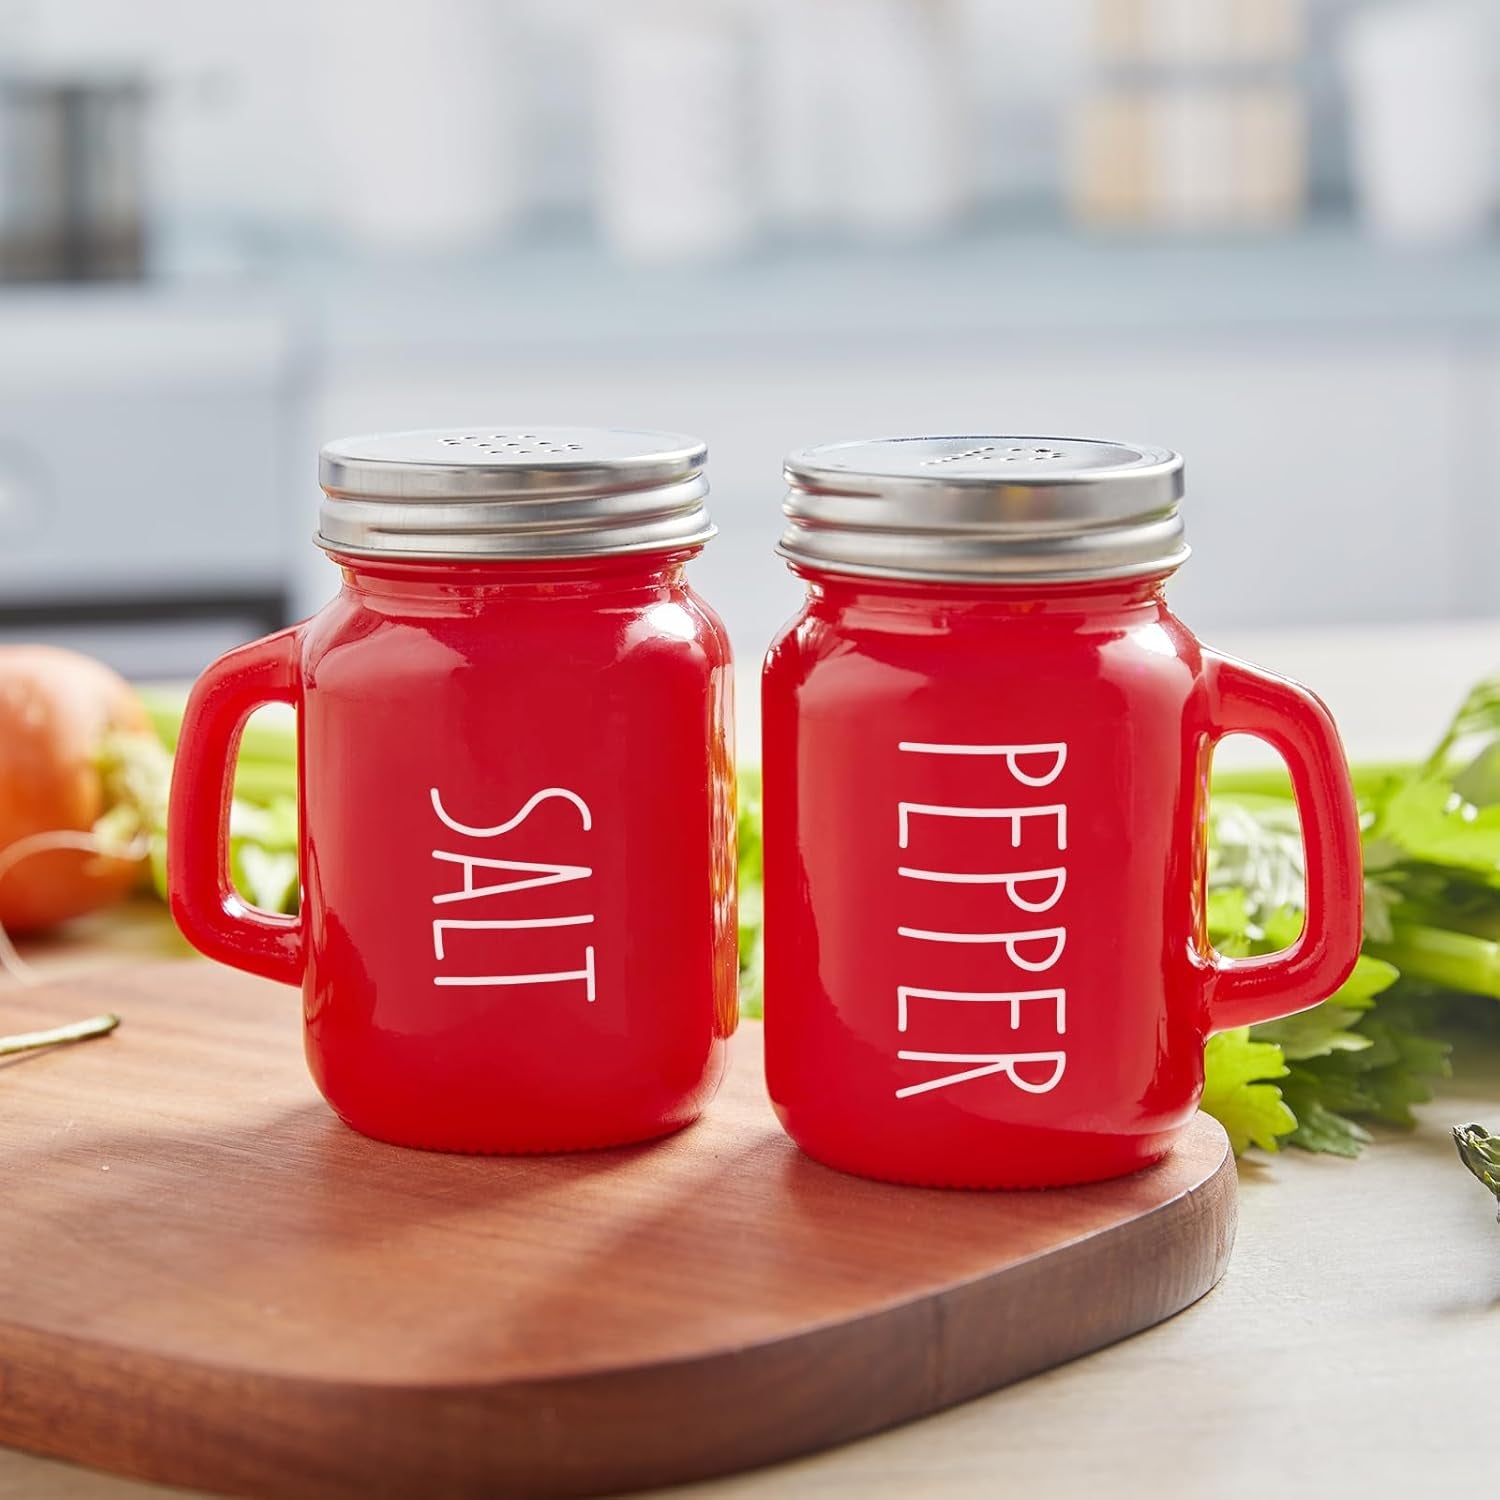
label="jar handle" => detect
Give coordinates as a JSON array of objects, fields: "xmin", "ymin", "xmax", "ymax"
[
  {"xmin": 1200, "ymin": 652, "xmax": 1363, "ymax": 1033},
  {"xmin": 167, "ymin": 628, "xmax": 304, "ymax": 987}
]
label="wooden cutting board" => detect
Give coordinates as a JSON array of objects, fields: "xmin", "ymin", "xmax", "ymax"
[{"xmin": 0, "ymin": 961, "xmax": 1236, "ymax": 1500}]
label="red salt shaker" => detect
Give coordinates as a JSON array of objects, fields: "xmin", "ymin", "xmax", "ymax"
[
  {"xmin": 169, "ymin": 429, "xmax": 737, "ymax": 1152},
  {"xmin": 762, "ymin": 437, "xmax": 1362, "ymax": 1188}
]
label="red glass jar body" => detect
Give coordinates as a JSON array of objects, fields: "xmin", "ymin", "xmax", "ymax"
[
  {"xmin": 170, "ymin": 552, "xmax": 737, "ymax": 1153},
  {"xmin": 761, "ymin": 570, "xmax": 1361, "ymax": 1188}
]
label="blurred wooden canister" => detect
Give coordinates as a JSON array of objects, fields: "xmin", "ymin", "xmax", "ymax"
[{"xmin": 1071, "ymin": 0, "xmax": 1306, "ymax": 230}]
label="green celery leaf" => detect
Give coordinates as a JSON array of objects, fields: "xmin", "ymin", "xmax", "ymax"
[
  {"xmin": 1349, "ymin": 1020, "xmax": 1453, "ymax": 1127},
  {"xmin": 1260, "ymin": 905, "xmax": 1304, "ymax": 951},
  {"xmin": 205, "ymin": 794, "xmax": 304, "ymax": 915},
  {"xmin": 1277, "ymin": 1001, "xmax": 1452, "ymax": 1150},
  {"xmin": 1200, "ymin": 1028, "xmax": 1296, "ymax": 1155},
  {"xmin": 229, "ymin": 797, "xmax": 298, "ymax": 851},
  {"xmin": 1451, "ymin": 742, "xmax": 1500, "ymax": 808},
  {"xmin": 1205, "ymin": 886, "xmax": 1251, "ymax": 953},
  {"xmin": 1279, "ymin": 1089, "xmax": 1373, "ymax": 1158},
  {"xmin": 1420, "ymin": 673, "xmax": 1500, "ymax": 782},
  {"xmin": 1363, "ymin": 878, "xmax": 1400, "ymax": 943},
  {"xmin": 233, "ymin": 844, "xmax": 299, "ymax": 915},
  {"xmin": 1207, "ymin": 798, "xmax": 1305, "ymax": 927},
  {"xmin": 1283, "ymin": 1064, "xmax": 1381, "ymax": 1120},
  {"xmin": 1254, "ymin": 1005, "xmax": 1373, "ymax": 1062},
  {"xmin": 1329, "ymin": 952, "xmax": 1401, "ymax": 1008},
  {"xmin": 1365, "ymin": 672, "xmax": 1500, "ymax": 878},
  {"xmin": 1366, "ymin": 777, "xmax": 1500, "ymax": 879}
]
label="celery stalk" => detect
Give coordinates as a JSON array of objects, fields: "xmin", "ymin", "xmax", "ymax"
[
  {"xmin": 1212, "ymin": 761, "xmax": 1412, "ymax": 804},
  {"xmin": 1367, "ymin": 922, "xmax": 1500, "ymax": 1001},
  {"xmin": 137, "ymin": 684, "xmax": 297, "ymax": 767},
  {"xmin": 228, "ymin": 762, "xmax": 298, "ymax": 805}
]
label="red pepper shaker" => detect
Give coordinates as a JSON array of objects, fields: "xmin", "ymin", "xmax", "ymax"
[
  {"xmin": 169, "ymin": 429, "xmax": 737, "ymax": 1153},
  {"xmin": 762, "ymin": 436, "xmax": 1362, "ymax": 1188}
]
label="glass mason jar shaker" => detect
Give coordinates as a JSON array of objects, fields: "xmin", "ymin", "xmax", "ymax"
[
  {"xmin": 762, "ymin": 436, "xmax": 1363, "ymax": 1188},
  {"xmin": 169, "ymin": 428, "xmax": 737, "ymax": 1153}
]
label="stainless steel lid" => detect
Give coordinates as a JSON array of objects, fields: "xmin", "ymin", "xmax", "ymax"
[
  {"xmin": 317, "ymin": 427, "xmax": 714, "ymax": 560},
  {"xmin": 780, "ymin": 436, "xmax": 1187, "ymax": 583}
]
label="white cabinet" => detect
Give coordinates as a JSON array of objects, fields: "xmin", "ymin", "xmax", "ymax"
[
  {"xmin": 0, "ymin": 294, "xmax": 297, "ymax": 596},
  {"xmin": 0, "ymin": 291, "xmax": 299, "ymax": 676}
]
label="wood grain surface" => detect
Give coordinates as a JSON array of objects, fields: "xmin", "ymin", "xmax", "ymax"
[{"xmin": 0, "ymin": 959, "xmax": 1236, "ymax": 1500}]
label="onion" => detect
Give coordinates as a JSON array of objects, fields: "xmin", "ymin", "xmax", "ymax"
[{"xmin": 0, "ymin": 646, "xmax": 151, "ymax": 933}]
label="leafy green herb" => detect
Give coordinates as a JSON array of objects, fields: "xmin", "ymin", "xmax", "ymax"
[
  {"xmin": 1274, "ymin": 1093, "xmax": 1372, "ymax": 1158},
  {"xmin": 1365, "ymin": 777, "xmax": 1500, "ymax": 884},
  {"xmin": 1200, "ymin": 1028, "xmax": 1297, "ymax": 1154},
  {"xmin": 1207, "ymin": 797, "xmax": 1306, "ymax": 930},
  {"xmin": 1281, "ymin": 1008, "xmax": 1451, "ymax": 1154},
  {"xmin": 228, "ymin": 800, "xmax": 300, "ymax": 912}
]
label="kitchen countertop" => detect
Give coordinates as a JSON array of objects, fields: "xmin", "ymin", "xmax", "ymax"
[
  {"xmin": 1, "ymin": 904, "xmax": 1495, "ymax": 1500},
  {"xmin": 4, "ymin": 624, "xmax": 1500, "ymax": 1499}
]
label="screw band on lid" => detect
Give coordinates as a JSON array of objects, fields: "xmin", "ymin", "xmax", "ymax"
[
  {"xmin": 780, "ymin": 435, "xmax": 1186, "ymax": 584},
  {"xmin": 317, "ymin": 427, "xmax": 715, "ymax": 561}
]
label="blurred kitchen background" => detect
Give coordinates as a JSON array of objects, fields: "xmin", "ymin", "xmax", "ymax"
[{"xmin": 2, "ymin": 0, "xmax": 1499, "ymax": 707}]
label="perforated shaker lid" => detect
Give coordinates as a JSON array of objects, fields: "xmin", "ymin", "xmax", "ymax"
[
  {"xmin": 780, "ymin": 436, "xmax": 1187, "ymax": 583},
  {"xmin": 317, "ymin": 427, "xmax": 714, "ymax": 560}
]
